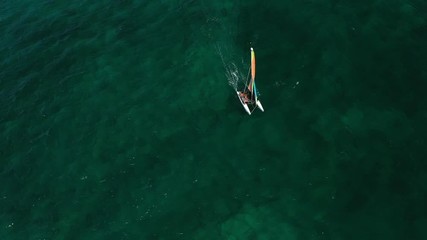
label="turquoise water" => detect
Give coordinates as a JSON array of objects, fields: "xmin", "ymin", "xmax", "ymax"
[{"xmin": 1, "ymin": 0, "xmax": 427, "ymax": 239}]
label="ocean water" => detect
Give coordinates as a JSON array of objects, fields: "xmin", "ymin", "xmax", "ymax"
[{"xmin": 1, "ymin": 0, "xmax": 427, "ymax": 239}]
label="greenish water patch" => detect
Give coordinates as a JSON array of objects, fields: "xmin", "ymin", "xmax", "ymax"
[{"xmin": 1, "ymin": 0, "xmax": 427, "ymax": 239}]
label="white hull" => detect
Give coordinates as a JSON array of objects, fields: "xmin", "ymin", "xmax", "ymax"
[
  {"xmin": 256, "ymin": 100, "xmax": 264, "ymax": 112},
  {"xmin": 236, "ymin": 91, "xmax": 251, "ymax": 115}
]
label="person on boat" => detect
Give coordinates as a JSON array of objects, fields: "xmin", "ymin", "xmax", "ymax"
[{"xmin": 240, "ymin": 91, "xmax": 253, "ymax": 104}]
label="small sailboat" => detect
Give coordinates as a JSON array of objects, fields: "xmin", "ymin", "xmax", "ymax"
[{"xmin": 237, "ymin": 47, "xmax": 264, "ymax": 115}]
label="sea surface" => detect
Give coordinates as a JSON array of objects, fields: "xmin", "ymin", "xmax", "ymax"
[{"xmin": 1, "ymin": 0, "xmax": 427, "ymax": 239}]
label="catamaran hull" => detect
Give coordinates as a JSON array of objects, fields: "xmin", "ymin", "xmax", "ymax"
[
  {"xmin": 256, "ymin": 100, "xmax": 264, "ymax": 112},
  {"xmin": 236, "ymin": 91, "xmax": 251, "ymax": 115}
]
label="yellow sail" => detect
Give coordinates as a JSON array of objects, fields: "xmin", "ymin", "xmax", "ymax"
[
  {"xmin": 248, "ymin": 48, "xmax": 255, "ymax": 93},
  {"xmin": 251, "ymin": 47, "xmax": 255, "ymax": 80}
]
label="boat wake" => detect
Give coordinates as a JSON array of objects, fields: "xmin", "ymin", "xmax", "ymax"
[
  {"xmin": 200, "ymin": 1, "xmax": 248, "ymax": 92},
  {"xmin": 216, "ymin": 44, "xmax": 247, "ymax": 91}
]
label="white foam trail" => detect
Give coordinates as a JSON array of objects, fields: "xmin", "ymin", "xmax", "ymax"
[
  {"xmin": 201, "ymin": 1, "xmax": 246, "ymax": 91},
  {"xmin": 216, "ymin": 44, "xmax": 245, "ymax": 91}
]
